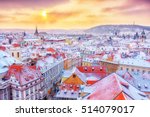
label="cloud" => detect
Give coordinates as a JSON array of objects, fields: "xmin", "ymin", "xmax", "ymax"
[
  {"xmin": 103, "ymin": 0, "xmax": 150, "ymax": 13},
  {"xmin": 0, "ymin": 0, "xmax": 149, "ymax": 28},
  {"xmin": 47, "ymin": 11, "xmax": 81, "ymax": 19},
  {"xmin": 0, "ymin": 0, "xmax": 69, "ymax": 9},
  {"xmin": 76, "ymin": 0, "xmax": 116, "ymax": 3},
  {"xmin": 0, "ymin": 14, "xmax": 15, "ymax": 22}
]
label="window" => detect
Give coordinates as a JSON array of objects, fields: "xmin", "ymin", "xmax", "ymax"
[
  {"xmin": 73, "ymin": 74, "xmax": 76, "ymax": 78},
  {"xmin": 126, "ymin": 68, "xmax": 129, "ymax": 71},
  {"xmin": 35, "ymin": 85, "xmax": 37, "ymax": 91},
  {"xmin": 26, "ymin": 90, "xmax": 29, "ymax": 96},
  {"xmin": 40, "ymin": 82, "xmax": 43, "ymax": 88},
  {"xmin": 92, "ymin": 67, "xmax": 94, "ymax": 71},
  {"xmin": 12, "ymin": 52, "xmax": 14, "ymax": 57},
  {"xmin": 131, "ymin": 69, "xmax": 134, "ymax": 72},
  {"xmin": 84, "ymin": 67, "xmax": 88, "ymax": 71},
  {"xmin": 30, "ymin": 87, "xmax": 33, "ymax": 93},
  {"xmin": 4, "ymin": 94, "xmax": 7, "ymax": 100},
  {"xmin": 17, "ymin": 52, "xmax": 19, "ymax": 58},
  {"xmin": 16, "ymin": 90, "xmax": 19, "ymax": 97}
]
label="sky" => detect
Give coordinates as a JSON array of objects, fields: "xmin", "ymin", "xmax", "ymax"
[{"xmin": 0, "ymin": 0, "xmax": 149, "ymax": 29}]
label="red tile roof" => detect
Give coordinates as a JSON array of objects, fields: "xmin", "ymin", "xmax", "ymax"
[
  {"xmin": 59, "ymin": 84, "xmax": 80, "ymax": 91},
  {"xmin": 46, "ymin": 48, "xmax": 56, "ymax": 53},
  {"xmin": 77, "ymin": 66, "xmax": 107, "ymax": 78},
  {"xmin": 6, "ymin": 64, "xmax": 41, "ymax": 85},
  {"xmin": 12, "ymin": 43, "xmax": 20, "ymax": 47},
  {"xmin": 77, "ymin": 66, "xmax": 106, "ymax": 73},
  {"xmin": 0, "ymin": 46, "xmax": 6, "ymax": 51},
  {"xmin": 114, "ymin": 92, "xmax": 126, "ymax": 100}
]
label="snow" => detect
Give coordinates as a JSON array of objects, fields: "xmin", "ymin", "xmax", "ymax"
[
  {"xmin": 84, "ymin": 73, "xmax": 148, "ymax": 100},
  {"xmin": 0, "ymin": 51, "xmax": 22, "ymax": 78},
  {"xmin": 119, "ymin": 58, "xmax": 150, "ymax": 68}
]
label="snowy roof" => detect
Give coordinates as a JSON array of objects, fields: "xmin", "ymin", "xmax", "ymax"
[
  {"xmin": 86, "ymin": 76, "xmax": 99, "ymax": 81},
  {"xmin": 0, "ymin": 60, "xmax": 8, "ymax": 75},
  {"xmin": 119, "ymin": 58, "xmax": 150, "ymax": 68},
  {"xmin": 0, "ymin": 51, "xmax": 22, "ymax": 76},
  {"xmin": 62, "ymin": 69, "xmax": 73, "ymax": 78},
  {"xmin": 77, "ymin": 66, "xmax": 107, "ymax": 78},
  {"xmin": 6, "ymin": 65, "xmax": 42, "ymax": 85},
  {"xmin": 84, "ymin": 73, "xmax": 148, "ymax": 100},
  {"xmin": 54, "ymin": 90, "xmax": 79, "ymax": 99},
  {"xmin": 36, "ymin": 56, "xmax": 56, "ymax": 72},
  {"xmin": 117, "ymin": 70, "xmax": 150, "ymax": 92},
  {"xmin": 62, "ymin": 67, "xmax": 87, "ymax": 83}
]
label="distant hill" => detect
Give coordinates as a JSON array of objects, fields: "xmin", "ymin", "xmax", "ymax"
[
  {"xmin": 85, "ymin": 25, "xmax": 150, "ymax": 34},
  {"xmin": 0, "ymin": 25, "xmax": 150, "ymax": 34}
]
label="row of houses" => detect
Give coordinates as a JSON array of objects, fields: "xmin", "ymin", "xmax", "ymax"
[
  {"xmin": 0, "ymin": 49, "xmax": 83, "ymax": 100},
  {"xmin": 0, "ymin": 50, "xmax": 64, "ymax": 100}
]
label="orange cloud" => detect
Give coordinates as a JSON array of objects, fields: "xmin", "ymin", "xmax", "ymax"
[{"xmin": 0, "ymin": 0, "xmax": 149, "ymax": 29}]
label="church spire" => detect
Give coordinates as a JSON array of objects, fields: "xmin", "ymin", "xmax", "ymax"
[{"xmin": 34, "ymin": 26, "xmax": 39, "ymax": 36}]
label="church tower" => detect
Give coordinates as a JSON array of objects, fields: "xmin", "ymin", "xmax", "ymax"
[{"xmin": 34, "ymin": 26, "xmax": 39, "ymax": 36}]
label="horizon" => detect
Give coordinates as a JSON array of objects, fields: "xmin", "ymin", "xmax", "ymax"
[
  {"xmin": 0, "ymin": 0, "xmax": 150, "ymax": 29},
  {"xmin": 0, "ymin": 24, "xmax": 150, "ymax": 30}
]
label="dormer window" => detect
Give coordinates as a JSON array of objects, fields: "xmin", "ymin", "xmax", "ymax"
[
  {"xmin": 71, "ymin": 90, "xmax": 74, "ymax": 95},
  {"xmin": 92, "ymin": 67, "xmax": 94, "ymax": 71},
  {"xmin": 144, "ymin": 84, "xmax": 148, "ymax": 89},
  {"xmin": 70, "ymin": 85, "xmax": 73, "ymax": 88},
  {"xmin": 138, "ymin": 84, "xmax": 141, "ymax": 89},
  {"xmin": 64, "ymin": 89, "xmax": 67, "ymax": 94},
  {"xmin": 100, "ymin": 67, "xmax": 103, "ymax": 71},
  {"xmin": 84, "ymin": 67, "xmax": 87, "ymax": 71},
  {"xmin": 73, "ymin": 74, "xmax": 76, "ymax": 78}
]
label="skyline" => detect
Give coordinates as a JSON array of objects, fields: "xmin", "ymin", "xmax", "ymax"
[{"xmin": 0, "ymin": 0, "xmax": 150, "ymax": 29}]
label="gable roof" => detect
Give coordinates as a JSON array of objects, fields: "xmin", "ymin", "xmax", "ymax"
[
  {"xmin": 6, "ymin": 65, "xmax": 41, "ymax": 85},
  {"xmin": 63, "ymin": 73, "xmax": 85, "ymax": 85},
  {"xmin": 62, "ymin": 67, "xmax": 86, "ymax": 83},
  {"xmin": 86, "ymin": 73, "xmax": 148, "ymax": 100}
]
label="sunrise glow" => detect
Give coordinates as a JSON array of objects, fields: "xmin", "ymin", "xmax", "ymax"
[
  {"xmin": 0, "ymin": 0, "xmax": 149, "ymax": 29},
  {"xmin": 42, "ymin": 10, "xmax": 47, "ymax": 17}
]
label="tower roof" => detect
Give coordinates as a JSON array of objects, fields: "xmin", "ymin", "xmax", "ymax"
[{"xmin": 34, "ymin": 26, "xmax": 38, "ymax": 35}]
